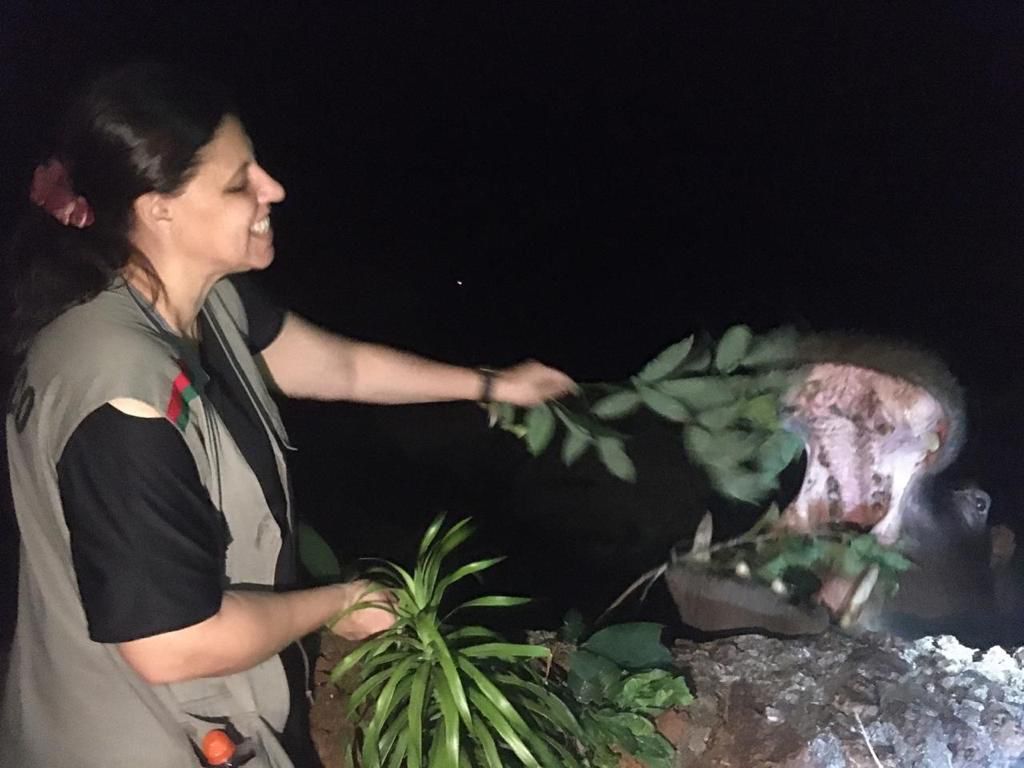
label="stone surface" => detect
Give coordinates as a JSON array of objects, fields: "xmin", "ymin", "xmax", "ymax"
[{"xmin": 672, "ymin": 631, "xmax": 1024, "ymax": 767}]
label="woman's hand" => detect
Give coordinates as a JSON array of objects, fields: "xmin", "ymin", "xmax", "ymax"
[
  {"xmin": 492, "ymin": 360, "xmax": 577, "ymax": 407},
  {"xmin": 328, "ymin": 580, "xmax": 397, "ymax": 641}
]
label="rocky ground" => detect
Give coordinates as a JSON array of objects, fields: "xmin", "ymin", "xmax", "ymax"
[{"xmin": 312, "ymin": 629, "xmax": 1024, "ymax": 768}]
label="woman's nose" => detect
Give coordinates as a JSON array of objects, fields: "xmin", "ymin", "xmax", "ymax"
[{"xmin": 253, "ymin": 164, "xmax": 286, "ymax": 204}]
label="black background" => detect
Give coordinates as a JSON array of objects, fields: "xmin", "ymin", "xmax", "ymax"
[{"xmin": 3, "ymin": 1, "xmax": 1024, "ymax": 631}]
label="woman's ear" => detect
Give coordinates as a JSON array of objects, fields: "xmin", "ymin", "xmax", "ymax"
[{"xmin": 132, "ymin": 191, "xmax": 173, "ymax": 233}]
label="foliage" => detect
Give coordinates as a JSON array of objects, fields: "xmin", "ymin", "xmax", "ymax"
[
  {"xmin": 673, "ymin": 508, "xmax": 914, "ymax": 602},
  {"xmin": 298, "ymin": 521, "xmax": 343, "ymax": 584},
  {"xmin": 562, "ymin": 622, "xmax": 693, "ymax": 768},
  {"xmin": 489, "ymin": 325, "xmax": 804, "ymax": 503},
  {"xmin": 331, "ymin": 514, "xmax": 582, "ymax": 768},
  {"xmin": 329, "ymin": 516, "xmax": 694, "ymax": 767}
]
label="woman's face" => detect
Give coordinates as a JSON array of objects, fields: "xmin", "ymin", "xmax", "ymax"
[{"xmin": 168, "ymin": 115, "xmax": 285, "ymax": 275}]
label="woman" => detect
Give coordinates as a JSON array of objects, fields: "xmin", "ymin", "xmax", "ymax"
[{"xmin": 0, "ymin": 63, "xmax": 574, "ymax": 767}]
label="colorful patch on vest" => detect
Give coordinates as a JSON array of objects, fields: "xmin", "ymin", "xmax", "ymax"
[{"xmin": 166, "ymin": 368, "xmax": 199, "ymax": 430}]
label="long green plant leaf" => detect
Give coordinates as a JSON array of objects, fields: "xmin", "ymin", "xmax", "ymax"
[
  {"xmin": 467, "ymin": 687, "xmax": 541, "ymax": 768},
  {"xmin": 459, "ymin": 642, "xmax": 552, "ymax": 661},
  {"xmin": 469, "ymin": 715, "xmax": 504, "ymax": 768},
  {"xmin": 417, "ymin": 615, "xmax": 473, "ymax": 726},
  {"xmin": 433, "ymin": 671, "xmax": 463, "ymax": 768},
  {"xmin": 406, "ymin": 663, "xmax": 432, "ymax": 768},
  {"xmin": 418, "ymin": 513, "xmax": 448, "ymax": 560},
  {"xmin": 435, "ymin": 557, "xmax": 506, "ymax": 597},
  {"xmin": 363, "ymin": 657, "xmax": 417, "ymax": 766}
]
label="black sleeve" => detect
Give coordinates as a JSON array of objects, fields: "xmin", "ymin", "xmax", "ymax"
[
  {"xmin": 228, "ymin": 274, "xmax": 287, "ymax": 354},
  {"xmin": 58, "ymin": 405, "xmax": 226, "ymax": 643}
]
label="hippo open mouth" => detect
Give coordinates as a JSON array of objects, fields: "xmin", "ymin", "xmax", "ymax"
[
  {"xmin": 666, "ymin": 334, "xmax": 970, "ymax": 635},
  {"xmin": 780, "ymin": 363, "xmax": 950, "ymax": 547}
]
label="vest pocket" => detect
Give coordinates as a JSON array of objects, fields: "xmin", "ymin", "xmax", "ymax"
[{"xmin": 174, "ymin": 682, "xmax": 293, "ymax": 768}]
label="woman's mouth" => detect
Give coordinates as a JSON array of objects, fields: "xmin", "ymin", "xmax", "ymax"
[{"xmin": 250, "ymin": 216, "xmax": 270, "ymax": 236}]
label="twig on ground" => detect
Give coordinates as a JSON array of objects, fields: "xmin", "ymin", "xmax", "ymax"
[{"xmin": 854, "ymin": 711, "xmax": 884, "ymax": 768}]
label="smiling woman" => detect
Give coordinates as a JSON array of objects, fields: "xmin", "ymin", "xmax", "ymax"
[{"xmin": 0, "ymin": 62, "xmax": 574, "ymax": 768}]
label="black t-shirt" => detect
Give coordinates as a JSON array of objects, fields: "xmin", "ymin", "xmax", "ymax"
[{"xmin": 57, "ymin": 275, "xmax": 319, "ymax": 766}]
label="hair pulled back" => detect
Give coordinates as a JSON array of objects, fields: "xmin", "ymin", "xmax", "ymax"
[{"xmin": 2, "ymin": 62, "xmax": 235, "ymax": 361}]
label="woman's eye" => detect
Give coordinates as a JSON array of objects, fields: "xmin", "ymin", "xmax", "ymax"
[{"xmin": 228, "ymin": 182, "xmax": 249, "ymax": 193}]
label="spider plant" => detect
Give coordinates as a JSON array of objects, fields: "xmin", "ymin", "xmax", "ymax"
[{"xmin": 329, "ymin": 514, "xmax": 587, "ymax": 768}]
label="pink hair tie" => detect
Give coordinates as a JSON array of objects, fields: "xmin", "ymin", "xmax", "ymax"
[{"xmin": 29, "ymin": 158, "xmax": 94, "ymax": 229}]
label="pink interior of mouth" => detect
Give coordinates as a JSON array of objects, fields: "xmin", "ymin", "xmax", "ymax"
[{"xmin": 780, "ymin": 364, "xmax": 948, "ymax": 545}]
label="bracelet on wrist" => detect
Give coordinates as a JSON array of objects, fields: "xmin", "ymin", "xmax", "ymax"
[{"xmin": 478, "ymin": 368, "xmax": 497, "ymax": 404}]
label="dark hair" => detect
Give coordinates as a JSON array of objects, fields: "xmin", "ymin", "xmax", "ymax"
[{"xmin": 1, "ymin": 62, "xmax": 236, "ymax": 360}]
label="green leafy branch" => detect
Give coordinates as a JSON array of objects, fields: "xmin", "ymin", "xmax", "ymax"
[{"xmin": 490, "ymin": 325, "xmax": 805, "ymax": 503}]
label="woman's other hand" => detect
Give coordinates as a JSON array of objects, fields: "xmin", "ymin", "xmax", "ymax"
[
  {"xmin": 328, "ymin": 581, "xmax": 397, "ymax": 641},
  {"xmin": 493, "ymin": 360, "xmax": 577, "ymax": 407}
]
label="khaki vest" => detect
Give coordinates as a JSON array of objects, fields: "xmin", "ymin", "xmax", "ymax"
[{"xmin": 2, "ymin": 279, "xmax": 300, "ymax": 768}]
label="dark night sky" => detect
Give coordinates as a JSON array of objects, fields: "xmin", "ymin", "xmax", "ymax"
[{"xmin": 3, "ymin": 2, "xmax": 1024, "ymax": 621}]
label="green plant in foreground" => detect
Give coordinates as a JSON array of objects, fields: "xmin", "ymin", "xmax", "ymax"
[
  {"xmin": 330, "ymin": 516, "xmax": 695, "ymax": 767},
  {"xmin": 331, "ymin": 514, "xmax": 586, "ymax": 768}
]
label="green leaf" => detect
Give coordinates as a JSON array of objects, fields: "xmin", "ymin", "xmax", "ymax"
[
  {"xmin": 632, "ymin": 733, "xmax": 676, "ymax": 768},
  {"xmin": 297, "ymin": 522, "xmax": 341, "ymax": 582},
  {"xmin": 637, "ymin": 336, "xmax": 694, "ymax": 382},
  {"xmin": 596, "ymin": 437, "xmax": 636, "ymax": 482},
  {"xmin": 348, "ymin": 665, "xmax": 395, "ymax": 714},
  {"xmin": 696, "ymin": 402, "xmax": 742, "ymax": 431},
  {"xmin": 436, "ymin": 557, "xmax": 506, "ymax": 598},
  {"xmin": 467, "ymin": 687, "xmax": 541, "ymax": 768},
  {"xmin": 432, "ymin": 671, "xmax": 463, "ymax": 768},
  {"xmin": 469, "ymin": 716, "xmax": 504, "ymax": 768},
  {"xmin": 638, "ymin": 386, "xmax": 691, "ymax": 422},
  {"xmin": 525, "ymin": 405, "xmax": 557, "ymax": 455},
  {"xmin": 710, "ymin": 467, "xmax": 779, "ymax": 504},
  {"xmin": 584, "ymin": 710, "xmax": 640, "ymax": 753},
  {"xmin": 457, "ymin": 656, "xmax": 535, "ymax": 736},
  {"xmin": 385, "ymin": 730, "xmax": 409, "ymax": 768},
  {"xmin": 611, "ymin": 669, "xmax": 693, "ymax": 714},
  {"xmin": 459, "ymin": 642, "xmax": 551, "ymax": 660},
  {"xmin": 407, "ymin": 664, "xmax": 431, "ymax": 768},
  {"xmin": 715, "ymin": 325, "xmax": 753, "ymax": 373},
  {"xmin": 447, "ymin": 595, "xmax": 531, "ymax": 618},
  {"xmin": 757, "ymin": 430, "xmax": 804, "ymax": 475},
  {"xmin": 567, "ymin": 649, "xmax": 623, "ymax": 704},
  {"xmin": 658, "ymin": 377, "xmax": 736, "ymax": 409},
  {"xmin": 416, "ymin": 615, "xmax": 472, "ymax": 726},
  {"xmin": 363, "ymin": 659, "xmax": 416, "ymax": 768},
  {"xmin": 741, "ymin": 394, "xmax": 780, "ymax": 430},
  {"xmin": 422, "ymin": 518, "xmax": 477, "ymax": 604},
  {"xmin": 494, "ymin": 673, "xmax": 585, "ymax": 741},
  {"xmin": 445, "ymin": 626, "xmax": 503, "ymax": 645},
  {"xmin": 418, "ymin": 513, "xmax": 448, "ymax": 560},
  {"xmin": 581, "ymin": 622, "xmax": 672, "ymax": 670},
  {"xmin": 678, "ymin": 346, "xmax": 712, "ymax": 374},
  {"xmin": 379, "ymin": 709, "xmax": 410, "ymax": 767},
  {"xmin": 330, "ymin": 633, "xmax": 396, "ymax": 684},
  {"xmin": 561, "ymin": 430, "xmax": 590, "ymax": 466},
  {"xmin": 591, "ymin": 390, "xmax": 642, "ymax": 419}
]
